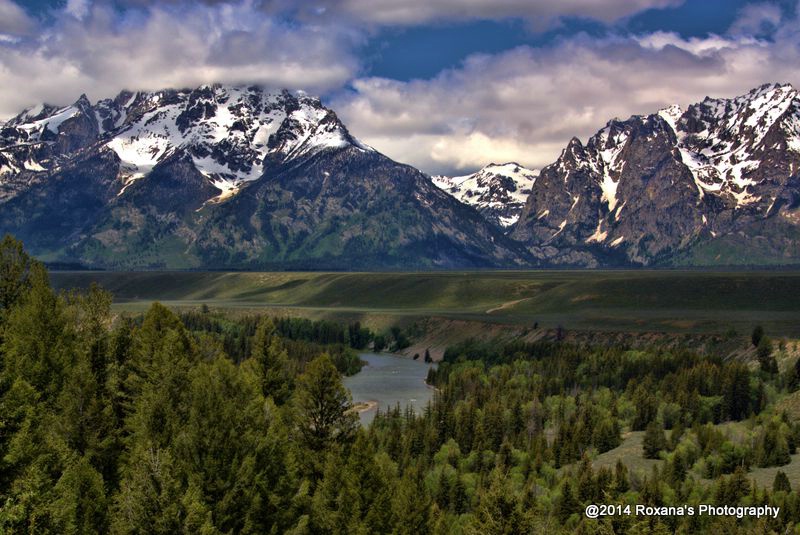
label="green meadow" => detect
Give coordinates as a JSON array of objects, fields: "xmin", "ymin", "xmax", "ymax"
[{"xmin": 50, "ymin": 270, "xmax": 800, "ymax": 337}]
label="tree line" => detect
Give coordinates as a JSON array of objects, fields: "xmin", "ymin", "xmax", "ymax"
[{"xmin": 1, "ymin": 234, "xmax": 799, "ymax": 533}]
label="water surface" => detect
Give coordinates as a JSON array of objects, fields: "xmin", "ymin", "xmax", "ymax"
[{"xmin": 344, "ymin": 352, "xmax": 435, "ymax": 425}]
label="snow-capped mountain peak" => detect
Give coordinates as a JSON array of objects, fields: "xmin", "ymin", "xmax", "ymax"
[
  {"xmin": 0, "ymin": 84, "xmax": 372, "ymax": 202},
  {"xmin": 512, "ymin": 82, "xmax": 800, "ymax": 267},
  {"xmin": 667, "ymin": 82, "xmax": 800, "ymax": 206},
  {"xmin": 433, "ymin": 162, "xmax": 538, "ymax": 227},
  {"xmin": 100, "ymin": 85, "xmax": 369, "ymax": 199}
]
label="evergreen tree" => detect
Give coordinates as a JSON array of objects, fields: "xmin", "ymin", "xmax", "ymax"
[
  {"xmin": 643, "ymin": 421, "xmax": 667, "ymax": 459},
  {"xmin": 2, "ymin": 263, "xmax": 76, "ymax": 400},
  {"xmin": 721, "ymin": 363, "xmax": 752, "ymax": 421},
  {"xmin": 773, "ymin": 470, "xmax": 791, "ymax": 493},
  {"xmin": 716, "ymin": 466, "xmax": 750, "ymax": 505},
  {"xmin": 111, "ymin": 445, "xmax": 184, "ymax": 534},
  {"xmin": 751, "ymin": 325, "xmax": 765, "ymax": 347},
  {"xmin": 755, "ymin": 420, "xmax": 791, "ymax": 467},
  {"xmin": 614, "ymin": 459, "xmax": 630, "ymax": 495},
  {"xmin": 577, "ymin": 455, "xmax": 597, "ymax": 503},
  {"xmin": 789, "ymin": 357, "xmax": 800, "ymax": 392},
  {"xmin": 50, "ymin": 455, "xmax": 109, "ymax": 535},
  {"xmin": 757, "ymin": 337, "xmax": 777, "ymax": 374},
  {"xmin": 555, "ymin": 479, "xmax": 578, "ymax": 523},
  {"xmin": 631, "ymin": 385, "xmax": 658, "ymax": 431},
  {"xmin": 390, "ymin": 466, "xmax": 430, "ymax": 535},
  {"xmin": 451, "ymin": 473, "xmax": 469, "ymax": 515},
  {"xmin": 249, "ymin": 318, "xmax": 292, "ymax": 404},
  {"xmin": 468, "ymin": 468, "xmax": 527, "ymax": 535},
  {"xmin": 665, "ymin": 450, "xmax": 687, "ymax": 486},
  {"xmin": 592, "ymin": 417, "xmax": 621, "ymax": 453},
  {"xmin": 0, "ymin": 234, "xmax": 38, "ymax": 328},
  {"xmin": 294, "ymin": 354, "xmax": 357, "ymax": 454}
]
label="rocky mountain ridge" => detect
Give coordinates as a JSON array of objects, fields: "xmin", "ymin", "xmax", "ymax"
[
  {"xmin": 0, "ymin": 84, "xmax": 525, "ymax": 269},
  {"xmin": 511, "ymin": 83, "xmax": 800, "ymax": 266},
  {"xmin": 1, "ymin": 82, "xmax": 799, "ymax": 268}
]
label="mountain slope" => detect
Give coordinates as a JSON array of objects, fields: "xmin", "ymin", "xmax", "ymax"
[
  {"xmin": 432, "ymin": 163, "xmax": 538, "ymax": 228},
  {"xmin": 512, "ymin": 83, "xmax": 800, "ymax": 266},
  {"xmin": 0, "ymin": 85, "xmax": 526, "ymax": 269},
  {"xmin": 3, "ymin": 82, "xmax": 800, "ymax": 269}
]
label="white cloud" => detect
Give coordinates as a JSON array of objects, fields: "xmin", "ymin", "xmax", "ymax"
[
  {"xmin": 100, "ymin": 0, "xmax": 686, "ymax": 28},
  {"xmin": 0, "ymin": 0, "xmax": 361, "ymax": 116},
  {"xmin": 728, "ymin": 3, "xmax": 783, "ymax": 37},
  {"xmin": 332, "ymin": 0, "xmax": 684, "ymax": 27},
  {"xmin": 65, "ymin": 0, "xmax": 92, "ymax": 20},
  {"xmin": 0, "ymin": 0, "xmax": 34, "ymax": 36},
  {"xmin": 2, "ymin": 0, "xmax": 799, "ymax": 180},
  {"xmin": 334, "ymin": 7, "xmax": 800, "ymax": 175}
]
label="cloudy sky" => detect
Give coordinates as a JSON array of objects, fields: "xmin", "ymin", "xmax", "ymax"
[{"xmin": 1, "ymin": 0, "xmax": 799, "ymax": 174}]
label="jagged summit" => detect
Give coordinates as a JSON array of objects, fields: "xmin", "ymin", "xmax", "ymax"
[
  {"xmin": 0, "ymin": 85, "xmax": 373, "ymax": 204},
  {"xmin": 0, "ymin": 84, "xmax": 522, "ymax": 270},
  {"xmin": 1, "ymin": 82, "xmax": 800, "ymax": 269},
  {"xmin": 432, "ymin": 162, "xmax": 538, "ymax": 228},
  {"xmin": 512, "ymin": 82, "xmax": 800, "ymax": 266},
  {"xmin": 667, "ymin": 82, "xmax": 799, "ymax": 206}
]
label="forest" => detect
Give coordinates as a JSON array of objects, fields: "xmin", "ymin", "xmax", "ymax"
[{"xmin": 1, "ymin": 235, "xmax": 799, "ymax": 534}]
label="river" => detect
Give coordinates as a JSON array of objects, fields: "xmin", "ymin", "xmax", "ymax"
[{"xmin": 344, "ymin": 352, "xmax": 436, "ymax": 425}]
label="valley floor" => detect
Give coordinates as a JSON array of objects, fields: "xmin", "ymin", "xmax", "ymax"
[{"xmin": 50, "ymin": 270, "xmax": 800, "ymax": 350}]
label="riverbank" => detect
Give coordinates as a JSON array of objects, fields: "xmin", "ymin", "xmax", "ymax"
[
  {"xmin": 351, "ymin": 400, "xmax": 378, "ymax": 413},
  {"xmin": 343, "ymin": 352, "xmax": 435, "ymax": 425}
]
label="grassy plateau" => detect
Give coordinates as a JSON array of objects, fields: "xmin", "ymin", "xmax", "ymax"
[{"xmin": 49, "ymin": 270, "xmax": 800, "ymax": 338}]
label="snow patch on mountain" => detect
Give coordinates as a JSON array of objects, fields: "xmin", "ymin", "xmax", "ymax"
[
  {"xmin": 432, "ymin": 162, "xmax": 538, "ymax": 227},
  {"xmin": 1, "ymin": 85, "xmax": 372, "ymax": 203},
  {"xmin": 672, "ymin": 83, "xmax": 800, "ymax": 207},
  {"xmin": 657, "ymin": 104, "xmax": 682, "ymax": 132}
]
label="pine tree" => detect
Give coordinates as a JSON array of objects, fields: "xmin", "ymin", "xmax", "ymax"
[
  {"xmin": 173, "ymin": 356, "xmax": 271, "ymax": 533},
  {"xmin": 721, "ymin": 363, "xmax": 752, "ymax": 421},
  {"xmin": 614, "ymin": 459, "xmax": 630, "ymax": 495},
  {"xmin": 50, "ymin": 455, "xmax": 109, "ymax": 534},
  {"xmin": 0, "ymin": 234, "xmax": 38, "ymax": 328},
  {"xmin": 390, "ymin": 466, "xmax": 430, "ymax": 535},
  {"xmin": 451, "ymin": 473, "xmax": 469, "ymax": 515},
  {"xmin": 773, "ymin": 470, "xmax": 791, "ymax": 493},
  {"xmin": 249, "ymin": 318, "xmax": 293, "ymax": 404},
  {"xmin": 751, "ymin": 325, "xmax": 765, "ymax": 347},
  {"xmin": 111, "ymin": 445, "xmax": 184, "ymax": 534},
  {"xmin": 720, "ymin": 466, "xmax": 750, "ymax": 504},
  {"xmin": 468, "ymin": 468, "xmax": 527, "ymax": 535},
  {"xmin": 294, "ymin": 354, "xmax": 357, "ymax": 454},
  {"xmin": 755, "ymin": 420, "xmax": 791, "ymax": 467},
  {"xmin": 789, "ymin": 357, "xmax": 800, "ymax": 392},
  {"xmin": 757, "ymin": 336, "xmax": 777, "ymax": 374},
  {"xmin": 640, "ymin": 466, "xmax": 663, "ymax": 506},
  {"xmin": 631, "ymin": 385, "xmax": 658, "ymax": 431},
  {"xmin": 643, "ymin": 420, "xmax": 667, "ymax": 459},
  {"xmin": 555, "ymin": 479, "xmax": 578, "ymax": 523},
  {"xmin": 577, "ymin": 454, "xmax": 597, "ymax": 503},
  {"xmin": 666, "ymin": 450, "xmax": 687, "ymax": 486},
  {"xmin": 2, "ymin": 263, "xmax": 76, "ymax": 400},
  {"xmin": 592, "ymin": 416, "xmax": 621, "ymax": 453}
]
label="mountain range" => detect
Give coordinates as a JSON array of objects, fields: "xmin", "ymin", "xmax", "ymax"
[
  {"xmin": 512, "ymin": 82, "xmax": 800, "ymax": 267},
  {"xmin": 0, "ymin": 82, "xmax": 798, "ymax": 269}
]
